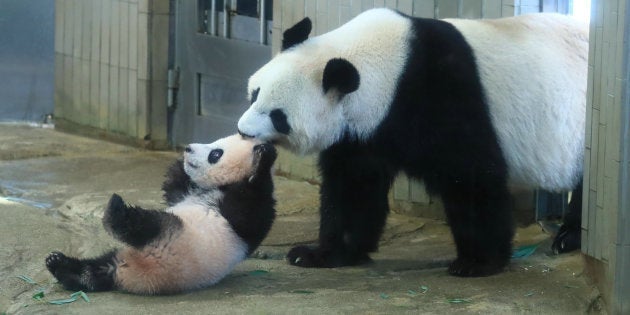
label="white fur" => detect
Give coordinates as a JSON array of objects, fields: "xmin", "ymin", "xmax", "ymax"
[
  {"xmin": 445, "ymin": 14, "xmax": 588, "ymax": 191},
  {"xmin": 115, "ymin": 195, "xmax": 248, "ymax": 294},
  {"xmin": 238, "ymin": 8, "xmax": 411, "ymax": 155}
]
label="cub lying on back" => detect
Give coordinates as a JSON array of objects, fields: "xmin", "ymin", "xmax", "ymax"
[{"xmin": 45, "ymin": 134, "xmax": 277, "ymax": 294}]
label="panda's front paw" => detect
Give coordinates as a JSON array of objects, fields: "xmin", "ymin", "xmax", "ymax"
[
  {"xmin": 448, "ymin": 258, "xmax": 507, "ymax": 277},
  {"xmin": 253, "ymin": 143, "xmax": 277, "ymax": 169}
]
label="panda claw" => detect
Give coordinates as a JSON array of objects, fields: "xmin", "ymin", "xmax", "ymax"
[
  {"xmin": 447, "ymin": 258, "xmax": 507, "ymax": 277},
  {"xmin": 45, "ymin": 251, "xmax": 66, "ymax": 271}
]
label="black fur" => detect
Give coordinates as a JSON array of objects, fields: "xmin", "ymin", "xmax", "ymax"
[
  {"xmin": 46, "ymin": 251, "xmax": 117, "ymax": 292},
  {"xmin": 288, "ymin": 15, "xmax": 514, "ymax": 277},
  {"xmin": 282, "ymin": 17, "xmax": 312, "ymax": 50},
  {"xmin": 219, "ymin": 143, "xmax": 277, "ymax": 254},
  {"xmin": 552, "ymin": 180, "xmax": 583, "ymax": 253},
  {"xmin": 162, "ymin": 160, "xmax": 195, "ymax": 206},
  {"xmin": 270, "ymin": 109, "xmax": 291, "ymax": 135},
  {"xmin": 322, "ymin": 58, "xmax": 360, "ymax": 95},
  {"xmin": 103, "ymin": 193, "xmax": 183, "ymax": 248}
]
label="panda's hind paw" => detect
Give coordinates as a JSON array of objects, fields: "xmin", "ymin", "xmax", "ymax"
[
  {"xmin": 45, "ymin": 251, "xmax": 83, "ymax": 281},
  {"xmin": 45, "ymin": 251, "xmax": 66, "ymax": 272},
  {"xmin": 551, "ymin": 225, "xmax": 581, "ymax": 254},
  {"xmin": 447, "ymin": 258, "xmax": 507, "ymax": 277},
  {"xmin": 287, "ymin": 245, "xmax": 371, "ymax": 268},
  {"xmin": 287, "ymin": 246, "xmax": 326, "ymax": 268}
]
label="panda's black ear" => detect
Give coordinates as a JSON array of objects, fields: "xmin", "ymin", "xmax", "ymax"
[
  {"xmin": 323, "ymin": 58, "xmax": 360, "ymax": 96},
  {"xmin": 282, "ymin": 18, "xmax": 312, "ymax": 51}
]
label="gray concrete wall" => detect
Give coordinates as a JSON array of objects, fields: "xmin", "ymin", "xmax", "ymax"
[
  {"xmin": 54, "ymin": 0, "xmax": 170, "ymax": 146},
  {"xmin": 582, "ymin": 0, "xmax": 630, "ymax": 313}
]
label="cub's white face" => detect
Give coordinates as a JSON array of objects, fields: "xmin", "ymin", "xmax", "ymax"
[{"xmin": 183, "ymin": 135, "xmax": 262, "ymax": 189}]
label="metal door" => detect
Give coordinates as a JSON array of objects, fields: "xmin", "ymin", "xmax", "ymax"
[{"xmin": 172, "ymin": 0, "xmax": 272, "ymax": 146}]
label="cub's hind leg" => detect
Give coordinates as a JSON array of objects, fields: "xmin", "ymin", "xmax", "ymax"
[
  {"xmin": 45, "ymin": 250, "xmax": 117, "ymax": 292},
  {"xmin": 103, "ymin": 193, "xmax": 182, "ymax": 248}
]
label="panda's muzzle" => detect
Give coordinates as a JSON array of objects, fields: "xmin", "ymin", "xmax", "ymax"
[{"xmin": 183, "ymin": 145, "xmax": 200, "ymax": 169}]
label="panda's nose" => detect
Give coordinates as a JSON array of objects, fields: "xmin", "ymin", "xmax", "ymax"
[{"xmin": 184, "ymin": 145, "xmax": 193, "ymax": 153}]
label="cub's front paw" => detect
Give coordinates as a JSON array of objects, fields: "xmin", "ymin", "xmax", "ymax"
[{"xmin": 253, "ymin": 143, "xmax": 277, "ymax": 168}]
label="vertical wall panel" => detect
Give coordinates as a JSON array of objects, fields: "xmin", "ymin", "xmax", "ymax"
[
  {"xmin": 119, "ymin": 2, "xmax": 130, "ymax": 69},
  {"xmin": 397, "ymin": 0, "xmax": 413, "ymax": 15},
  {"xmin": 584, "ymin": 0, "xmax": 630, "ymax": 312},
  {"xmin": 54, "ymin": 0, "xmax": 64, "ymax": 54},
  {"xmin": 72, "ymin": 0, "xmax": 82, "ymax": 58},
  {"xmin": 100, "ymin": 0, "xmax": 111, "ymax": 64},
  {"xmin": 436, "ymin": 0, "xmax": 458, "ymax": 18},
  {"xmin": 81, "ymin": 2, "xmax": 91, "ymax": 60},
  {"xmin": 62, "ymin": 0, "xmax": 73, "ymax": 55},
  {"xmin": 110, "ymin": 1, "xmax": 120, "ymax": 67},
  {"xmin": 55, "ymin": 0, "xmax": 166, "ymax": 143},
  {"xmin": 413, "ymin": 0, "xmax": 435, "ymax": 18},
  {"xmin": 461, "ymin": 0, "xmax": 483, "ymax": 18},
  {"xmin": 108, "ymin": 65, "xmax": 119, "ymax": 131}
]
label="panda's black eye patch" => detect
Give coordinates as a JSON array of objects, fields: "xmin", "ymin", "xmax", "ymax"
[
  {"xmin": 208, "ymin": 149, "xmax": 223, "ymax": 164},
  {"xmin": 270, "ymin": 109, "xmax": 291, "ymax": 135},
  {"xmin": 250, "ymin": 88, "xmax": 260, "ymax": 104}
]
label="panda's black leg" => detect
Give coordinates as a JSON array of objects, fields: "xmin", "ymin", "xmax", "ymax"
[
  {"xmin": 103, "ymin": 193, "xmax": 182, "ymax": 248},
  {"xmin": 287, "ymin": 144, "xmax": 395, "ymax": 268},
  {"xmin": 552, "ymin": 180, "xmax": 583, "ymax": 253},
  {"xmin": 45, "ymin": 250, "xmax": 117, "ymax": 292},
  {"xmin": 441, "ymin": 176, "xmax": 514, "ymax": 277}
]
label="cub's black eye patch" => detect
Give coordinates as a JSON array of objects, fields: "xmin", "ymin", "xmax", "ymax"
[
  {"xmin": 208, "ymin": 149, "xmax": 223, "ymax": 164},
  {"xmin": 270, "ymin": 109, "xmax": 291, "ymax": 135},
  {"xmin": 250, "ymin": 88, "xmax": 260, "ymax": 104}
]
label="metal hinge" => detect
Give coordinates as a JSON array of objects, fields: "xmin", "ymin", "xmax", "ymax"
[{"xmin": 167, "ymin": 67, "xmax": 180, "ymax": 109}]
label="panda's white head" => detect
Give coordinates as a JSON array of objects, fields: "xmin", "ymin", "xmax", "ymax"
[
  {"xmin": 238, "ymin": 9, "xmax": 409, "ymax": 155},
  {"xmin": 183, "ymin": 134, "xmax": 274, "ymax": 189},
  {"xmin": 237, "ymin": 18, "xmax": 361, "ymax": 155}
]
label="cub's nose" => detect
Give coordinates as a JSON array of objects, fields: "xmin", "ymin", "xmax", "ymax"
[{"xmin": 184, "ymin": 145, "xmax": 193, "ymax": 153}]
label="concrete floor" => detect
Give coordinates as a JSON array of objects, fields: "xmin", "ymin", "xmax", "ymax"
[{"xmin": 0, "ymin": 124, "xmax": 603, "ymax": 314}]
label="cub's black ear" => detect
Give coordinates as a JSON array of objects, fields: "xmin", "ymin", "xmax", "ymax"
[
  {"xmin": 323, "ymin": 58, "xmax": 360, "ymax": 95},
  {"xmin": 282, "ymin": 17, "xmax": 312, "ymax": 50}
]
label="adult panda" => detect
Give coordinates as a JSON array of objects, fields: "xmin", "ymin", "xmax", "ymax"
[
  {"xmin": 45, "ymin": 135, "xmax": 277, "ymax": 294},
  {"xmin": 237, "ymin": 8, "xmax": 588, "ymax": 277}
]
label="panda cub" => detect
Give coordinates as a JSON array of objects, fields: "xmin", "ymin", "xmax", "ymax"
[{"xmin": 45, "ymin": 134, "xmax": 277, "ymax": 294}]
